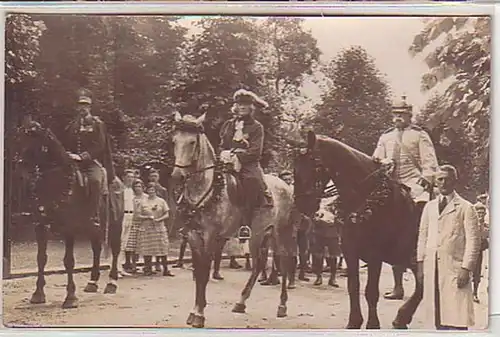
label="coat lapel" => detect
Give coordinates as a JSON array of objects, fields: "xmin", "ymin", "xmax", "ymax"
[{"xmin": 438, "ymin": 194, "xmax": 459, "ymax": 220}]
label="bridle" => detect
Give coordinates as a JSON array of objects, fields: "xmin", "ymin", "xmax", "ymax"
[{"xmin": 173, "ymin": 124, "xmax": 217, "ymax": 209}]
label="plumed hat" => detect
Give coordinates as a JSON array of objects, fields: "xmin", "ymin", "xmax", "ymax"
[{"xmin": 233, "ymin": 89, "xmax": 269, "ymax": 109}]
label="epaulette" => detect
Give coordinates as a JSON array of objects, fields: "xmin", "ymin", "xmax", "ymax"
[
  {"xmin": 410, "ymin": 125, "xmax": 423, "ymax": 131},
  {"xmin": 382, "ymin": 127, "xmax": 394, "ymax": 134}
]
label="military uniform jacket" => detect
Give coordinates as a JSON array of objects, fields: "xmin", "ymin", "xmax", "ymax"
[
  {"xmin": 64, "ymin": 114, "xmax": 115, "ymax": 180},
  {"xmin": 219, "ymin": 116, "xmax": 264, "ymax": 167},
  {"xmin": 373, "ymin": 125, "xmax": 438, "ymax": 202}
]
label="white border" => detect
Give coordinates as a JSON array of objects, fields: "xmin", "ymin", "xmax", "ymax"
[{"xmin": 0, "ymin": 1, "xmax": 496, "ymax": 336}]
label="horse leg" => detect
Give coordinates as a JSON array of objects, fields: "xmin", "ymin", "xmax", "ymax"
[
  {"xmin": 212, "ymin": 238, "xmax": 225, "ymax": 280},
  {"xmin": 365, "ymin": 260, "xmax": 382, "ymax": 329},
  {"xmin": 345, "ymin": 253, "xmax": 363, "ymax": 329},
  {"xmin": 30, "ymin": 224, "xmax": 48, "ymax": 304},
  {"xmin": 62, "ymin": 235, "xmax": 78, "ymax": 308},
  {"xmin": 258, "ymin": 244, "xmax": 269, "ymax": 282},
  {"xmin": 104, "ymin": 220, "xmax": 121, "ymax": 294},
  {"xmin": 232, "ymin": 234, "xmax": 268, "ymax": 314},
  {"xmin": 392, "ymin": 264, "xmax": 423, "ymax": 329},
  {"xmin": 276, "ymin": 254, "xmax": 291, "ymax": 318},
  {"xmin": 84, "ymin": 225, "xmax": 101, "ymax": 293},
  {"xmin": 174, "ymin": 236, "xmax": 188, "ymax": 268}
]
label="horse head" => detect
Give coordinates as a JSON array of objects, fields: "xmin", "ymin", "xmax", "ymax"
[
  {"xmin": 171, "ymin": 111, "xmax": 211, "ymax": 181},
  {"xmin": 17, "ymin": 115, "xmax": 71, "ymax": 170},
  {"xmin": 16, "ymin": 115, "xmax": 75, "ymax": 205}
]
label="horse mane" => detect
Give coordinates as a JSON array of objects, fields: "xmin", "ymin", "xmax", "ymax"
[{"xmin": 315, "ymin": 134, "xmax": 377, "ymax": 177}]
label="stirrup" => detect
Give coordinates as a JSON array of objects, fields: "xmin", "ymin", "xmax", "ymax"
[{"xmin": 237, "ymin": 226, "xmax": 251, "ymax": 241}]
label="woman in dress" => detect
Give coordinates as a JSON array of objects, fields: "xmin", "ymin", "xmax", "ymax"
[
  {"xmin": 123, "ymin": 178, "xmax": 147, "ymax": 273},
  {"xmin": 135, "ymin": 182, "xmax": 174, "ymax": 277}
]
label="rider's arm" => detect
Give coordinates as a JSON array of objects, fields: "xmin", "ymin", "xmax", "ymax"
[
  {"xmin": 418, "ymin": 130, "xmax": 439, "ymax": 184},
  {"xmin": 372, "ymin": 134, "xmax": 387, "ymax": 160},
  {"xmin": 235, "ymin": 123, "xmax": 263, "ymax": 165}
]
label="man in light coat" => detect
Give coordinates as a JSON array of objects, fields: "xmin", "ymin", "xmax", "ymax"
[{"xmin": 416, "ymin": 165, "xmax": 481, "ymax": 330}]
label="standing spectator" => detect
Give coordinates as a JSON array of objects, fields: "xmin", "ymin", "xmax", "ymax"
[
  {"xmin": 417, "ymin": 165, "xmax": 480, "ymax": 330},
  {"xmin": 119, "ymin": 170, "xmax": 136, "ymax": 275},
  {"xmin": 122, "ymin": 178, "xmax": 147, "ymax": 273},
  {"xmin": 476, "ymin": 193, "xmax": 489, "ymax": 225},
  {"xmin": 148, "ymin": 168, "xmax": 169, "ymax": 272},
  {"xmin": 135, "ymin": 182, "xmax": 174, "ymax": 277},
  {"xmin": 311, "ymin": 197, "xmax": 341, "ymax": 288},
  {"xmin": 472, "ymin": 202, "xmax": 489, "ymax": 303}
]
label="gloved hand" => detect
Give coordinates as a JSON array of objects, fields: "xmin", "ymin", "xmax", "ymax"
[{"xmin": 220, "ymin": 150, "xmax": 233, "ymax": 163}]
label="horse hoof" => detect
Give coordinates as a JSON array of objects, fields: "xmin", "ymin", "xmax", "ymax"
[
  {"xmin": 287, "ymin": 283, "xmax": 296, "ymax": 290},
  {"xmin": 62, "ymin": 297, "xmax": 79, "ymax": 309},
  {"xmin": 103, "ymin": 283, "xmax": 117, "ymax": 294},
  {"xmin": 30, "ymin": 292, "xmax": 46, "ymax": 304},
  {"xmin": 366, "ymin": 322, "xmax": 381, "ymax": 329},
  {"xmin": 392, "ymin": 320, "xmax": 408, "ymax": 329},
  {"xmin": 83, "ymin": 283, "xmax": 98, "ymax": 293},
  {"xmin": 232, "ymin": 303, "xmax": 246, "ymax": 314},
  {"xmin": 191, "ymin": 315, "xmax": 205, "ymax": 328},
  {"xmin": 346, "ymin": 321, "xmax": 363, "ymax": 329},
  {"xmin": 276, "ymin": 305, "xmax": 287, "ymax": 318},
  {"xmin": 186, "ymin": 312, "xmax": 195, "ymax": 325}
]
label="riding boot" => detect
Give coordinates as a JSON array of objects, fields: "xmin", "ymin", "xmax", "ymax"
[
  {"xmin": 298, "ymin": 255, "xmax": 309, "ymax": 282},
  {"xmin": 328, "ymin": 257, "xmax": 339, "ymax": 288},
  {"xmin": 143, "ymin": 256, "xmax": 153, "ymax": 276},
  {"xmin": 384, "ymin": 265, "xmax": 404, "ymax": 300},
  {"xmin": 173, "ymin": 236, "xmax": 188, "ymax": 268},
  {"xmin": 161, "ymin": 256, "xmax": 174, "ymax": 277},
  {"xmin": 313, "ymin": 255, "xmax": 323, "ymax": 286},
  {"xmin": 229, "ymin": 256, "xmax": 243, "ymax": 269}
]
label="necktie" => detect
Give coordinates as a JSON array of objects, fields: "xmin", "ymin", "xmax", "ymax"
[{"xmin": 439, "ymin": 196, "xmax": 448, "ymax": 214}]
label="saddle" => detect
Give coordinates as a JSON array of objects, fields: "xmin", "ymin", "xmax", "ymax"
[{"xmin": 73, "ymin": 166, "xmax": 109, "ymax": 198}]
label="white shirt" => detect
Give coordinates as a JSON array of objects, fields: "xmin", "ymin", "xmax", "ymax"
[{"xmin": 124, "ymin": 187, "xmax": 134, "ymax": 212}]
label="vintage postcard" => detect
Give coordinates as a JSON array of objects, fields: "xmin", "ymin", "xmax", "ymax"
[{"xmin": 3, "ymin": 12, "xmax": 490, "ymax": 330}]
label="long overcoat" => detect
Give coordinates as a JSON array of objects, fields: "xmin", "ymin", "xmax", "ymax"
[{"xmin": 416, "ymin": 192, "xmax": 481, "ymax": 328}]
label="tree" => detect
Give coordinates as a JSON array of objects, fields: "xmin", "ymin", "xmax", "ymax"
[
  {"xmin": 309, "ymin": 46, "xmax": 392, "ymax": 155},
  {"xmin": 409, "ymin": 17, "xmax": 490, "ymax": 196},
  {"xmin": 255, "ymin": 17, "xmax": 321, "ymax": 172},
  {"xmin": 170, "ymin": 18, "xmax": 266, "ymax": 156}
]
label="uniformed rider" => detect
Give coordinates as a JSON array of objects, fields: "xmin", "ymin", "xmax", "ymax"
[
  {"xmin": 63, "ymin": 88, "xmax": 115, "ymax": 227},
  {"xmin": 219, "ymin": 89, "xmax": 274, "ymax": 240},
  {"xmin": 372, "ymin": 95, "xmax": 439, "ymax": 300}
]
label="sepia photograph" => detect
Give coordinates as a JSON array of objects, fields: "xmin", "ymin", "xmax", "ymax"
[{"xmin": 3, "ymin": 13, "xmax": 490, "ymax": 330}]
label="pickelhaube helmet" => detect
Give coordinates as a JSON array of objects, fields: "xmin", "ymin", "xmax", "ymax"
[
  {"xmin": 392, "ymin": 95, "xmax": 412, "ymax": 114},
  {"xmin": 77, "ymin": 88, "xmax": 92, "ymax": 105}
]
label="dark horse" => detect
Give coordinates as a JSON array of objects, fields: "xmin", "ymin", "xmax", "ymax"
[
  {"xmin": 16, "ymin": 117, "xmax": 123, "ymax": 308},
  {"xmin": 296, "ymin": 131, "xmax": 423, "ymax": 329}
]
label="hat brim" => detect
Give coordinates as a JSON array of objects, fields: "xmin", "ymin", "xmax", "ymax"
[{"xmin": 78, "ymin": 99, "xmax": 92, "ymax": 105}]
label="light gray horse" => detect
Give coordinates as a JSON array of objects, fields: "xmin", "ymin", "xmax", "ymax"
[{"xmin": 171, "ymin": 112, "xmax": 296, "ymax": 328}]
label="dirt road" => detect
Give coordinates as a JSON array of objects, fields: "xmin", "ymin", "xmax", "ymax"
[{"xmin": 3, "ymin": 262, "xmax": 489, "ymax": 330}]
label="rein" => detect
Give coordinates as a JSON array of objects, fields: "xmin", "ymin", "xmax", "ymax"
[{"xmin": 174, "ymin": 126, "xmax": 224, "ymax": 228}]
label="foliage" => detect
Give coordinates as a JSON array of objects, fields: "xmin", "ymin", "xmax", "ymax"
[
  {"xmin": 308, "ymin": 46, "xmax": 392, "ymax": 155},
  {"xmin": 409, "ymin": 17, "xmax": 490, "ymax": 196}
]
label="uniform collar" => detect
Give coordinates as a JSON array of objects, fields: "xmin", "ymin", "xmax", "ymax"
[{"xmin": 234, "ymin": 115, "xmax": 254, "ymax": 123}]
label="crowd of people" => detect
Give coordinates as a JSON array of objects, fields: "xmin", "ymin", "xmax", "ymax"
[{"xmin": 64, "ymin": 88, "xmax": 487, "ymax": 330}]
